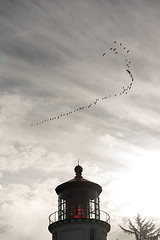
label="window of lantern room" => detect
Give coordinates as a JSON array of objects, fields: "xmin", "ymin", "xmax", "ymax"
[
  {"xmin": 89, "ymin": 197, "xmax": 100, "ymax": 220},
  {"xmin": 70, "ymin": 192, "xmax": 88, "ymax": 219},
  {"xmin": 58, "ymin": 197, "xmax": 67, "ymax": 221}
]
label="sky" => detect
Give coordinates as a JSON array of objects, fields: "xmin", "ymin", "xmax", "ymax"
[{"xmin": 0, "ymin": 0, "xmax": 160, "ymax": 239}]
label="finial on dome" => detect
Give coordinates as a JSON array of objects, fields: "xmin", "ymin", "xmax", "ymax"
[{"xmin": 74, "ymin": 164, "xmax": 83, "ymax": 178}]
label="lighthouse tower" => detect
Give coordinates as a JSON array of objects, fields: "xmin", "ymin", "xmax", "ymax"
[{"xmin": 48, "ymin": 164, "xmax": 111, "ymax": 240}]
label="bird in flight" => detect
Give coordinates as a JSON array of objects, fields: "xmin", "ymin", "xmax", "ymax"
[{"xmin": 102, "ymin": 53, "xmax": 106, "ymax": 56}]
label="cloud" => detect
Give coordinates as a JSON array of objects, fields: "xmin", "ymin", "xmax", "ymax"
[
  {"xmin": 99, "ymin": 134, "xmax": 117, "ymax": 147},
  {"xmin": 0, "ymin": 142, "xmax": 75, "ymax": 174},
  {"xmin": 0, "ymin": 180, "xmax": 58, "ymax": 240}
]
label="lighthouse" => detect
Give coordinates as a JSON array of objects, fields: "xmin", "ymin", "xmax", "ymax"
[{"xmin": 48, "ymin": 164, "xmax": 111, "ymax": 240}]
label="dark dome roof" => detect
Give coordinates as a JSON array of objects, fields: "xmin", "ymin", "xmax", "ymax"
[{"xmin": 55, "ymin": 165, "xmax": 102, "ymax": 195}]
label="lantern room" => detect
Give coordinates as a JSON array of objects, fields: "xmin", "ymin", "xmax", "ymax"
[{"xmin": 56, "ymin": 165, "xmax": 101, "ymax": 221}]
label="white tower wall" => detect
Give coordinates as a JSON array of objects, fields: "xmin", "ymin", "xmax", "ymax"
[{"xmin": 49, "ymin": 219, "xmax": 110, "ymax": 240}]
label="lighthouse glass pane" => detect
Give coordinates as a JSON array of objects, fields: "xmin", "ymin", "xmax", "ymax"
[
  {"xmin": 89, "ymin": 200, "xmax": 94, "ymax": 218},
  {"xmin": 63, "ymin": 200, "xmax": 67, "ymax": 219},
  {"xmin": 58, "ymin": 196, "xmax": 67, "ymax": 220},
  {"xmin": 60, "ymin": 190, "xmax": 89, "ymax": 219},
  {"xmin": 58, "ymin": 197, "xmax": 62, "ymax": 220},
  {"xmin": 89, "ymin": 197, "xmax": 100, "ymax": 219},
  {"xmin": 95, "ymin": 197, "xmax": 100, "ymax": 220},
  {"xmin": 69, "ymin": 193, "xmax": 88, "ymax": 219}
]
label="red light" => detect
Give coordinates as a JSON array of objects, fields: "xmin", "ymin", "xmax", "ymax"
[{"xmin": 73, "ymin": 208, "xmax": 87, "ymax": 219}]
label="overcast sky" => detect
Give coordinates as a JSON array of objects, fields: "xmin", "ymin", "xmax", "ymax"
[{"xmin": 0, "ymin": 0, "xmax": 160, "ymax": 239}]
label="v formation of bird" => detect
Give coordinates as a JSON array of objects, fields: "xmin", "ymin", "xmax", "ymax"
[{"xmin": 31, "ymin": 41, "xmax": 134, "ymax": 126}]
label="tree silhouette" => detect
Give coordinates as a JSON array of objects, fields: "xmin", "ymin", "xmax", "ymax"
[{"xmin": 119, "ymin": 214, "xmax": 160, "ymax": 240}]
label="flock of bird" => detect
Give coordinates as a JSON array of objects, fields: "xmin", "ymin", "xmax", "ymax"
[{"xmin": 31, "ymin": 41, "xmax": 134, "ymax": 127}]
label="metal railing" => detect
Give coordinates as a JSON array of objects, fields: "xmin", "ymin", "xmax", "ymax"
[{"xmin": 49, "ymin": 209, "xmax": 110, "ymax": 225}]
